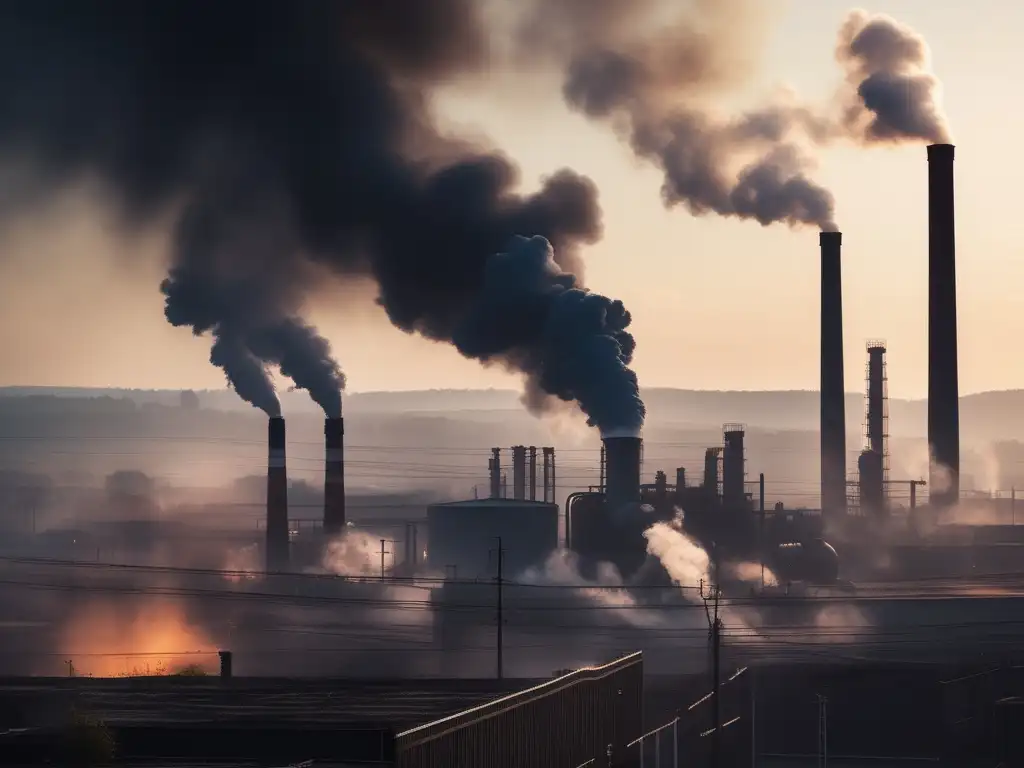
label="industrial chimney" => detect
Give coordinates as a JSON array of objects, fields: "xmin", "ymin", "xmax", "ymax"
[
  {"xmin": 266, "ymin": 416, "xmax": 290, "ymax": 572},
  {"xmin": 721, "ymin": 424, "xmax": 746, "ymax": 510},
  {"xmin": 602, "ymin": 431, "xmax": 642, "ymax": 512},
  {"xmin": 323, "ymin": 417, "xmax": 346, "ymax": 535},
  {"xmin": 927, "ymin": 143, "xmax": 959, "ymax": 507},
  {"xmin": 859, "ymin": 341, "xmax": 887, "ymax": 515},
  {"xmin": 820, "ymin": 231, "xmax": 848, "ymax": 521}
]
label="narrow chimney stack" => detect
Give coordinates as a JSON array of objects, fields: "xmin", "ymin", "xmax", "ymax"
[
  {"xmin": 266, "ymin": 416, "xmax": 290, "ymax": 572},
  {"xmin": 602, "ymin": 435, "xmax": 642, "ymax": 512},
  {"xmin": 323, "ymin": 417, "xmax": 346, "ymax": 535},
  {"xmin": 820, "ymin": 231, "xmax": 848, "ymax": 521},
  {"xmin": 927, "ymin": 143, "xmax": 960, "ymax": 507}
]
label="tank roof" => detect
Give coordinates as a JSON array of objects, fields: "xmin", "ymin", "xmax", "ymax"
[{"xmin": 429, "ymin": 498, "xmax": 557, "ymax": 509}]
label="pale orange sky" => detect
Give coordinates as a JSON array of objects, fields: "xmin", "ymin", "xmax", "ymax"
[{"xmin": 0, "ymin": 0, "xmax": 1020, "ymax": 400}]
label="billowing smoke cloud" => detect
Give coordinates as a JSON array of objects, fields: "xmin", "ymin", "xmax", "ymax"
[
  {"xmin": 517, "ymin": 2, "xmax": 950, "ymax": 232},
  {"xmin": 454, "ymin": 236, "xmax": 643, "ymax": 432},
  {"xmin": 836, "ymin": 10, "xmax": 951, "ymax": 144},
  {"xmin": 517, "ymin": 0, "xmax": 837, "ymax": 231},
  {"xmin": 0, "ymin": 1, "xmax": 644, "ymax": 430}
]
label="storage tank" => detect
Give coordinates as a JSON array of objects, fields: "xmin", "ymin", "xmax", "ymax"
[{"xmin": 426, "ymin": 498, "xmax": 559, "ymax": 579}]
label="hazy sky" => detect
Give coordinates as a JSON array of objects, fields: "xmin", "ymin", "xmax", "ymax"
[{"xmin": 0, "ymin": 0, "xmax": 1019, "ymax": 399}]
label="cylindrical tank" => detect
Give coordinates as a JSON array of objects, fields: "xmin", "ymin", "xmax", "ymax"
[{"xmin": 426, "ymin": 499, "xmax": 558, "ymax": 579}]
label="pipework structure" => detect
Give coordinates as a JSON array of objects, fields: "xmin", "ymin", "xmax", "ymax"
[
  {"xmin": 927, "ymin": 143, "xmax": 960, "ymax": 507},
  {"xmin": 488, "ymin": 446, "xmax": 556, "ymax": 502}
]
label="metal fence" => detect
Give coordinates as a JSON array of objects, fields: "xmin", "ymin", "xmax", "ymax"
[{"xmin": 394, "ymin": 651, "xmax": 643, "ymax": 768}]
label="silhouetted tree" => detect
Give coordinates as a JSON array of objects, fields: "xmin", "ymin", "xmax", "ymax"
[{"xmin": 179, "ymin": 389, "xmax": 200, "ymax": 410}]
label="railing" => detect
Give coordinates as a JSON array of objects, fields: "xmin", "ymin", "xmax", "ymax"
[
  {"xmin": 626, "ymin": 716, "xmax": 680, "ymax": 768},
  {"xmin": 394, "ymin": 651, "xmax": 643, "ymax": 768}
]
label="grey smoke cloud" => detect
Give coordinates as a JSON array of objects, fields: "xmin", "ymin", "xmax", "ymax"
[
  {"xmin": 836, "ymin": 10, "xmax": 952, "ymax": 145},
  {"xmin": 517, "ymin": 2, "xmax": 950, "ymax": 232}
]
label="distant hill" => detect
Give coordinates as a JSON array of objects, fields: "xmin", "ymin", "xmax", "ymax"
[
  {"xmin": 2, "ymin": 386, "xmax": 1024, "ymax": 508},
  {"xmin": 3, "ymin": 386, "xmax": 1024, "ymax": 441}
]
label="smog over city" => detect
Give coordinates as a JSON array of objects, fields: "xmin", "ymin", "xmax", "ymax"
[{"xmin": 0, "ymin": 1, "xmax": 1020, "ymax": 764}]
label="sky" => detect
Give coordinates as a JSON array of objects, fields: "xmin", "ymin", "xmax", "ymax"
[{"xmin": 0, "ymin": 0, "xmax": 1020, "ymax": 399}]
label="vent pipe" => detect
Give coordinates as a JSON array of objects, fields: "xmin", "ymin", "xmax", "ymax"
[
  {"xmin": 927, "ymin": 143, "xmax": 959, "ymax": 507},
  {"xmin": 529, "ymin": 446, "xmax": 538, "ymax": 501},
  {"xmin": 512, "ymin": 446, "xmax": 526, "ymax": 500},
  {"xmin": 820, "ymin": 231, "xmax": 847, "ymax": 519},
  {"xmin": 323, "ymin": 417, "xmax": 346, "ymax": 535},
  {"xmin": 266, "ymin": 417, "xmax": 290, "ymax": 572}
]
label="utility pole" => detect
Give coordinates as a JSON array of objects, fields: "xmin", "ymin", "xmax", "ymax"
[
  {"xmin": 759, "ymin": 473, "xmax": 766, "ymax": 591},
  {"xmin": 492, "ymin": 536, "xmax": 505, "ymax": 680},
  {"xmin": 817, "ymin": 695, "xmax": 828, "ymax": 768},
  {"xmin": 378, "ymin": 538, "xmax": 392, "ymax": 581},
  {"xmin": 701, "ymin": 578, "xmax": 723, "ymax": 768}
]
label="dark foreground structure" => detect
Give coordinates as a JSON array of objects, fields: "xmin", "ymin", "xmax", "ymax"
[{"xmin": 0, "ymin": 652, "xmax": 643, "ymax": 768}]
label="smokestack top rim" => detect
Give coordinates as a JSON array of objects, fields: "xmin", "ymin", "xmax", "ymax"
[
  {"xmin": 819, "ymin": 231, "xmax": 842, "ymax": 246},
  {"xmin": 600, "ymin": 427, "xmax": 642, "ymax": 440},
  {"xmin": 927, "ymin": 143, "xmax": 955, "ymax": 159}
]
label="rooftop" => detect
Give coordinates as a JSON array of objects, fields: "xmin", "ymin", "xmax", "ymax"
[
  {"xmin": 429, "ymin": 498, "xmax": 557, "ymax": 509},
  {"xmin": 0, "ymin": 676, "xmax": 536, "ymax": 730}
]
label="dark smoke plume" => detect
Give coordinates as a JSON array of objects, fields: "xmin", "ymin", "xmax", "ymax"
[
  {"xmin": 518, "ymin": 2, "xmax": 950, "ymax": 231},
  {"xmin": 519, "ymin": 0, "xmax": 838, "ymax": 231},
  {"xmin": 0, "ymin": 1, "xmax": 644, "ymax": 431},
  {"xmin": 836, "ymin": 11, "xmax": 951, "ymax": 145},
  {"xmin": 454, "ymin": 236, "xmax": 643, "ymax": 433}
]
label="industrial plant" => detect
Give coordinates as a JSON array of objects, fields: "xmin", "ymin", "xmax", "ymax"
[{"xmin": 4, "ymin": 142, "xmax": 1024, "ymax": 766}]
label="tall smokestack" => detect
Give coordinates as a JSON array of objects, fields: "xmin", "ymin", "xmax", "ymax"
[
  {"xmin": 927, "ymin": 143, "xmax": 959, "ymax": 507},
  {"xmin": 266, "ymin": 416, "xmax": 290, "ymax": 572},
  {"xmin": 323, "ymin": 417, "xmax": 346, "ymax": 535},
  {"xmin": 722, "ymin": 424, "xmax": 746, "ymax": 510},
  {"xmin": 602, "ymin": 432, "xmax": 642, "ymax": 512},
  {"xmin": 820, "ymin": 231, "xmax": 848, "ymax": 521}
]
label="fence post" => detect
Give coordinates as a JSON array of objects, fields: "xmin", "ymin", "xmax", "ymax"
[
  {"xmin": 673, "ymin": 718, "xmax": 679, "ymax": 767},
  {"xmin": 655, "ymin": 730, "xmax": 661, "ymax": 766}
]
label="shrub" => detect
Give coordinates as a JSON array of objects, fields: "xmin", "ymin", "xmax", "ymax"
[{"xmin": 173, "ymin": 663, "xmax": 208, "ymax": 677}]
